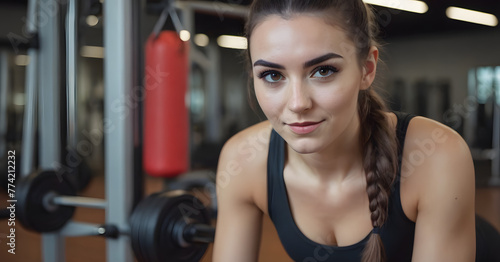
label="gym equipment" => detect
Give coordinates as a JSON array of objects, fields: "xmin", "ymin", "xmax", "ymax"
[
  {"xmin": 0, "ymin": 50, "xmax": 8, "ymax": 159},
  {"xmin": 14, "ymin": 169, "xmax": 111, "ymax": 231},
  {"xmin": 64, "ymin": 0, "xmax": 92, "ymax": 192},
  {"xmin": 168, "ymin": 170, "xmax": 218, "ymax": 219},
  {"xmin": 12, "ymin": 0, "xmax": 247, "ymax": 261},
  {"xmin": 0, "ymin": 51, "xmax": 24, "ymax": 192},
  {"xmin": 130, "ymin": 190, "xmax": 214, "ymax": 262},
  {"xmin": 16, "ymin": 170, "xmax": 76, "ymax": 232},
  {"xmin": 413, "ymin": 79, "xmax": 451, "ymax": 123},
  {"xmin": 20, "ymin": 0, "xmax": 39, "ymax": 179},
  {"xmin": 143, "ymin": 30, "xmax": 190, "ymax": 177},
  {"xmin": 13, "ymin": 168, "xmax": 215, "ymax": 262},
  {"xmin": 103, "ymin": 0, "xmax": 137, "ymax": 260},
  {"xmin": 18, "ymin": 0, "xmax": 66, "ymax": 258},
  {"xmin": 64, "ymin": 159, "xmax": 93, "ymax": 192},
  {"xmin": 465, "ymin": 66, "xmax": 500, "ymax": 186}
]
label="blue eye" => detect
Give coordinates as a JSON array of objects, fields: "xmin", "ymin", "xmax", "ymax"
[
  {"xmin": 311, "ymin": 66, "xmax": 337, "ymax": 78},
  {"xmin": 260, "ymin": 71, "xmax": 284, "ymax": 83}
]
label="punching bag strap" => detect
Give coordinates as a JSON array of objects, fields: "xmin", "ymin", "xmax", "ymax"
[{"xmin": 152, "ymin": 0, "xmax": 185, "ymax": 39}]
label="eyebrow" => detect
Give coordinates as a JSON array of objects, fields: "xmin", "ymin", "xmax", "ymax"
[
  {"xmin": 304, "ymin": 53, "xmax": 343, "ymax": 68},
  {"xmin": 253, "ymin": 53, "xmax": 343, "ymax": 69},
  {"xmin": 253, "ymin": 60, "xmax": 285, "ymax": 69}
]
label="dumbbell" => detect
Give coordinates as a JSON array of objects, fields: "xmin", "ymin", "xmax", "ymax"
[{"xmin": 15, "ymin": 170, "xmax": 215, "ymax": 262}]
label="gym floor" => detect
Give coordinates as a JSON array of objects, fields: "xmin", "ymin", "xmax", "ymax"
[{"xmin": 0, "ymin": 174, "xmax": 499, "ymax": 262}]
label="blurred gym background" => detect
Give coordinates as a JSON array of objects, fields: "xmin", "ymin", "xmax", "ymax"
[{"xmin": 0, "ymin": 0, "xmax": 499, "ymax": 261}]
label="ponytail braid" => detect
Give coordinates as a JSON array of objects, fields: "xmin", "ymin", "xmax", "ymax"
[{"xmin": 358, "ymin": 89, "xmax": 398, "ymax": 262}]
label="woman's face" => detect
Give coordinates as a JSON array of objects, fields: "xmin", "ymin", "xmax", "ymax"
[{"xmin": 250, "ymin": 15, "xmax": 377, "ymax": 154}]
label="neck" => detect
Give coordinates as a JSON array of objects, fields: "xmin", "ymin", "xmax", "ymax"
[{"xmin": 287, "ymin": 115, "xmax": 364, "ymax": 183}]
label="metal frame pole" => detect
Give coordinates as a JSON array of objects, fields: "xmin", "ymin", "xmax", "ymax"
[
  {"xmin": 0, "ymin": 50, "xmax": 8, "ymax": 157},
  {"xmin": 206, "ymin": 42, "xmax": 222, "ymax": 143},
  {"xmin": 176, "ymin": 1, "xmax": 249, "ymax": 18},
  {"xmin": 104, "ymin": 0, "xmax": 134, "ymax": 260},
  {"xmin": 38, "ymin": 0, "xmax": 61, "ymax": 168},
  {"xmin": 21, "ymin": 0, "xmax": 39, "ymax": 178},
  {"xmin": 66, "ymin": 0, "xmax": 78, "ymax": 151},
  {"xmin": 181, "ymin": 4, "xmax": 194, "ymax": 82},
  {"xmin": 464, "ymin": 70, "xmax": 478, "ymax": 145},
  {"xmin": 490, "ymin": 84, "xmax": 500, "ymax": 186},
  {"xmin": 37, "ymin": 0, "xmax": 64, "ymax": 260}
]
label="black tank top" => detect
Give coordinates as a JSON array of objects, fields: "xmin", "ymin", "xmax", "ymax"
[{"xmin": 267, "ymin": 111, "xmax": 416, "ymax": 262}]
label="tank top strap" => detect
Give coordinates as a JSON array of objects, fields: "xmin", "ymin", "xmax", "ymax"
[
  {"xmin": 393, "ymin": 111, "xmax": 416, "ymax": 176},
  {"xmin": 267, "ymin": 129, "xmax": 286, "ymax": 219}
]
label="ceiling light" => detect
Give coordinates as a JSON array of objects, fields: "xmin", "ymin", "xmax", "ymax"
[
  {"xmin": 446, "ymin": 7, "xmax": 498, "ymax": 27},
  {"xmin": 180, "ymin": 30, "xmax": 191, "ymax": 42},
  {"xmin": 217, "ymin": 35, "xmax": 247, "ymax": 50},
  {"xmin": 81, "ymin": 46, "xmax": 104, "ymax": 59},
  {"xmin": 194, "ymin": 34, "xmax": 209, "ymax": 47},
  {"xmin": 86, "ymin": 15, "xmax": 99, "ymax": 27},
  {"xmin": 363, "ymin": 0, "xmax": 428, "ymax": 14}
]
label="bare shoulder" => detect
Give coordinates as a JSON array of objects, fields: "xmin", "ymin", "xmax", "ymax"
[
  {"xmin": 217, "ymin": 121, "xmax": 272, "ymax": 209},
  {"xmin": 220, "ymin": 120, "xmax": 273, "ymax": 165},
  {"xmin": 401, "ymin": 116, "xmax": 475, "ymax": 209},
  {"xmin": 403, "ymin": 116, "xmax": 474, "ymax": 179},
  {"xmin": 401, "ymin": 118, "xmax": 476, "ymax": 261}
]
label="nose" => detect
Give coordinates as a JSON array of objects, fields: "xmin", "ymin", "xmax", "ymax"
[{"xmin": 287, "ymin": 80, "xmax": 312, "ymax": 113}]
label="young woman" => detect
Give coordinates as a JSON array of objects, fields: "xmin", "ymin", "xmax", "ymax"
[{"xmin": 213, "ymin": 1, "xmax": 500, "ymax": 261}]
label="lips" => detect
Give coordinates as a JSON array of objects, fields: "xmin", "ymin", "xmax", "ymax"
[{"xmin": 287, "ymin": 120, "xmax": 324, "ymax": 135}]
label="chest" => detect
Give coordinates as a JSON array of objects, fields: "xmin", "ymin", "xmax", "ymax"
[
  {"xmin": 281, "ymin": 170, "xmax": 374, "ymax": 247},
  {"xmin": 253, "ymin": 142, "xmax": 419, "ymax": 248}
]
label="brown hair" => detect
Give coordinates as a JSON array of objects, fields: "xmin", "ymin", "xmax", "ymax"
[{"xmin": 245, "ymin": 1, "xmax": 398, "ymax": 262}]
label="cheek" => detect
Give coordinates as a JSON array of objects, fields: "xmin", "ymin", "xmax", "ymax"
[
  {"xmin": 254, "ymin": 85, "xmax": 281, "ymax": 118},
  {"xmin": 315, "ymin": 81, "xmax": 360, "ymax": 112}
]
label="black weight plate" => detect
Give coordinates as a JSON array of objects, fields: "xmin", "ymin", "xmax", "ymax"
[
  {"xmin": 63, "ymin": 160, "xmax": 92, "ymax": 192},
  {"xmin": 140, "ymin": 193, "xmax": 166, "ymax": 262},
  {"xmin": 144, "ymin": 194, "xmax": 169, "ymax": 262},
  {"xmin": 158, "ymin": 191, "xmax": 211, "ymax": 262},
  {"xmin": 131, "ymin": 190, "xmax": 212, "ymax": 262},
  {"xmin": 129, "ymin": 197, "xmax": 147, "ymax": 261},
  {"xmin": 171, "ymin": 179, "xmax": 218, "ymax": 220},
  {"xmin": 16, "ymin": 170, "xmax": 76, "ymax": 232},
  {"xmin": 130, "ymin": 192, "xmax": 162, "ymax": 262},
  {"xmin": 130, "ymin": 192, "xmax": 152, "ymax": 261}
]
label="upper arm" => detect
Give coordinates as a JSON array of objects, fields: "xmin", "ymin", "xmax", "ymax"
[
  {"xmin": 409, "ymin": 119, "xmax": 476, "ymax": 262},
  {"xmin": 212, "ymin": 131, "xmax": 266, "ymax": 262}
]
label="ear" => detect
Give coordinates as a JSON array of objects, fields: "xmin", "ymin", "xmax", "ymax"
[{"xmin": 360, "ymin": 46, "xmax": 378, "ymax": 90}]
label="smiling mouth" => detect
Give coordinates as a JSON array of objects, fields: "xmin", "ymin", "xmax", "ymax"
[{"xmin": 287, "ymin": 120, "xmax": 324, "ymax": 135}]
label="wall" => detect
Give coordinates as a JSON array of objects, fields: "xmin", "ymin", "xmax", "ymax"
[{"xmin": 381, "ymin": 28, "xmax": 500, "ymax": 123}]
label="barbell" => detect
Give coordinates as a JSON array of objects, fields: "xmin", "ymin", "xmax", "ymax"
[
  {"xmin": 16, "ymin": 170, "xmax": 77, "ymax": 232},
  {"xmin": 13, "ymin": 170, "xmax": 215, "ymax": 262}
]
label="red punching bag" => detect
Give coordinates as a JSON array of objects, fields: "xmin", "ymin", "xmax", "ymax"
[{"xmin": 144, "ymin": 31, "xmax": 189, "ymax": 177}]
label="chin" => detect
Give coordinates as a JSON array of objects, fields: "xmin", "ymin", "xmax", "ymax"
[{"xmin": 287, "ymin": 139, "xmax": 323, "ymax": 154}]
